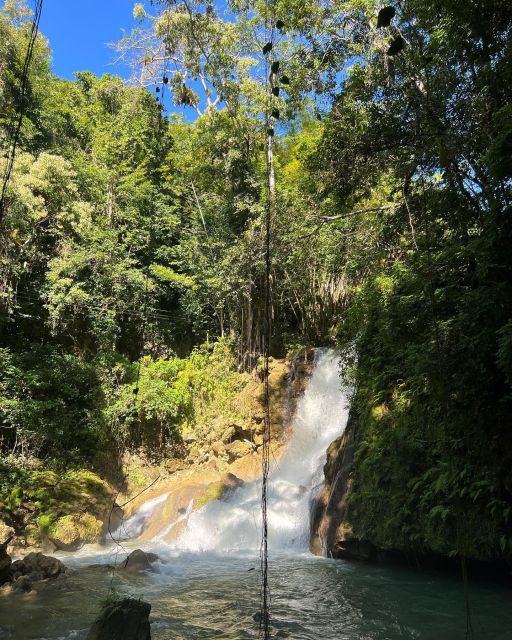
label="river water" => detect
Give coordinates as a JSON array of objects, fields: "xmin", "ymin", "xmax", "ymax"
[{"xmin": 1, "ymin": 350, "xmax": 510, "ymax": 639}]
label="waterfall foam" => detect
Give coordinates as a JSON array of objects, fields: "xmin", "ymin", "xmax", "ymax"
[{"xmin": 165, "ymin": 348, "xmax": 351, "ymax": 554}]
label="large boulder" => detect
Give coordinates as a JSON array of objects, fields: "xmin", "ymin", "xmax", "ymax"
[
  {"xmin": 86, "ymin": 598, "xmax": 151, "ymax": 640},
  {"xmin": 48, "ymin": 513, "xmax": 103, "ymax": 551},
  {"xmin": 120, "ymin": 549, "xmax": 159, "ymax": 573},
  {"xmin": 10, "ymin": 552, "xmax": 66, "ymax": 582},
  {"xmin": 1, "ymin": 552, "xmax": 66, "ymax": 595},
  {"xmin": 225, "ymin": 440, "xmax": 254, "ymax": 462},
  {"xmin": 18, "ymin": 551, "xmax": 65, "ymax": 580}
]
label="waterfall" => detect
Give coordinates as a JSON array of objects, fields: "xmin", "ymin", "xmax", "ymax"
[{"xmin": 122, "ymin": 348, "xmax": 350, "ymax": 554}]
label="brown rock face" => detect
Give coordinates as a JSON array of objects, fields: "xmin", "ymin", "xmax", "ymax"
[{"xmin": 225, "ymin": 440, "xmax": 254, "ymax": 462}]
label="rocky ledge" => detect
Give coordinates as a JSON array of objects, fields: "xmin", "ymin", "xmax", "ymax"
[{"xmin": 0, "ymin": 541, "xmax": 66, "ymax": 595}]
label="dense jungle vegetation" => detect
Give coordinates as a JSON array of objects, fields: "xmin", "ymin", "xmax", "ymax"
[{"xmin": 1, "ymin": 0, "xmax": 511, "ymax": 563}]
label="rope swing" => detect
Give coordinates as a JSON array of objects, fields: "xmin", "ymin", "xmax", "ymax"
[{"xmin": 259, "ymin": 8, "xmax": 286, "ymax": 637}]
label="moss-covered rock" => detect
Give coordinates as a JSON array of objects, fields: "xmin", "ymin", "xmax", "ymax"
[
  {"xmin": 0, "ymin": 466, "xmax": 115, "ymax": 552},
  {"xmin": 86, "ymin": 598, "xmax": 151, "ymax": 640},
  {"xmin": 195, "ymin": 473, "xmax": 244, "ymax": 510},
  {"xmin": 48, "ymin": 513, "xmax": 103, "ymax": 551}
]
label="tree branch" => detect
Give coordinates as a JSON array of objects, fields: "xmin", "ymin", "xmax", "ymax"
[{"xmin": 317, "ymin": 204, "xmax": 397, "ymax": 222}]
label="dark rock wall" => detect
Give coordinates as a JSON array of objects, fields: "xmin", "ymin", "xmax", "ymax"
[{"xmin": 310, "ymin": 410, "xmax": 361, "ymax": 559}]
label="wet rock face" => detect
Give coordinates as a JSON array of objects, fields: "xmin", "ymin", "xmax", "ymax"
[
  {"xmin": 136, "ymin": 472, "xmax": 246, "ymax": 544},
  {"xmin": 86, "ymin": 598, "xmax": 151, "ymax": 640},
  {"xmin": 120, "ymin": 549, "xmax": 159, "ymax": 573},
  {"xmin": 195, "ymin": 473, "xmax": 244, "ymax": 510},
  {"xmin": 310, "ymin": 412, "xmax": 358, "ymax": 558}
]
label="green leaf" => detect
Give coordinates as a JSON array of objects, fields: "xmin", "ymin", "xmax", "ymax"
[{"xmin": 150, "ymin": 264, "xmax": 194, "ymax": 288}]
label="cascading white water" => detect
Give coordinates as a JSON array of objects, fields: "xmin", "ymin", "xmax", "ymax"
[
  {"xmin": 115, "ymin": 491, "xmax": 170, "ymax": 540},
  {"xmin": 167, "ymin": 348, "xmax": 351, "ymax": 554}
]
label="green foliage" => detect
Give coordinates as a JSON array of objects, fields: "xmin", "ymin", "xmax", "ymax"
[
  {"xmin": 108, "ymin": 338, "xmax": 247, "ymax": 453},
  {"xmin": 0, "ymin": 346, "xmax": 105, "ymax": 461},
  {"xmin": 305, "ymin": 0, "xmax": 512, "ymax": 561}
]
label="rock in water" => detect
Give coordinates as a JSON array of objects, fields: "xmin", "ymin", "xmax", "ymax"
[
  {"xmin": 120, "ymin": 549, "xmax": 159, "ymax": 573},
  {"xmin": 86, "ymin": 598, "xmax": 151, "ymax": 640},
  {"xmin": 10, "ymin": 575, "xmax": 33, "ymax": 593},
  {"xmin": 19, "ymin": 552, "xmax": 66, "ymax": 580},
  {"xmin": 0, "ymin": 540, "xmax": 12, "ymax": 585}
]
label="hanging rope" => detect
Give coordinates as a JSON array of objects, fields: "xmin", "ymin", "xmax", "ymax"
[
  {"xmin": 0, "ymin": 0, "xmax": 44, "ymax": 223},
  {"xmin": 259, "ymin": 10, "xmax": 279, "ymax": 638}
]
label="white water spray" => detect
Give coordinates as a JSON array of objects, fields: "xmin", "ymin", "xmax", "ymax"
[{"xmin": 167, "ymin": 349, "xmax": 350, "ymax": 553}]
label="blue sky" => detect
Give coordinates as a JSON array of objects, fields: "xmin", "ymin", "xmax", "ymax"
[
  {"xmin": 38, "ymin": 0, "xmax": 137, "ymax": 79},
  {"xmin": 2, "ymin": 0, "xmax": 191, "ymax": 118}
]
